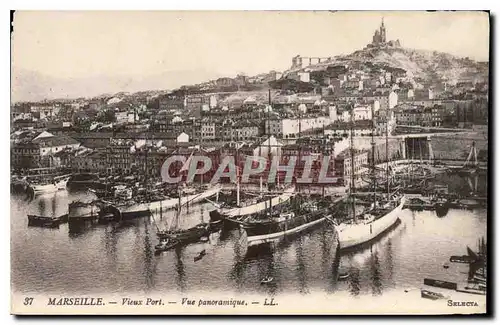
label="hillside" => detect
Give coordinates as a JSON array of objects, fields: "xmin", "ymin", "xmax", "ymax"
[
  {"xmin": 11, "ymin": 67, "xmax": 224, "ymax": 103},
  {"xmin": 11, "ymin": 45, "xmax": 489, "ymax": 103},
  {"xmin": 305, "ymin": 46, "xmax": 488, "ymax": 84}
]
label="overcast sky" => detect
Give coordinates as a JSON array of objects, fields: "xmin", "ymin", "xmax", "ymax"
[{"xmin": 12, "ymin": 11, "xmax": 489, "ymax": 80}]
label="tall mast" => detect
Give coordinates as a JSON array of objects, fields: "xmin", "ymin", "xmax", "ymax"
[
  {"xmin": 419, "ymin": 137, "xmax": 422, "ymax": 165},
  {"xmin": 258, "ymin": 139, "xmax": 263, "ymax": 194},
  {"xmin": 236, "ymin": 145, "xmax": 240, "ymax": 206},
  {"xmin": 370, "ymin": 104, "xmax": 376, "ymax": 207},
  {"xmin": 385, "ymin": 111, "xmax": 390, "ymax": 197},
  {"xmin": 349, "ymin": 104, "xmax": 356, "ymax": 221},
  {"xmin": 299, "ymin": 107, "xmax": 302, "ymax": 138},
  {"xmin": 268, "ymin": 89, "xmax": 272, "ymax": 210},
  {"xmin": 473, "ymin": 141, "xmax": 478, "ymax": 166},
  {"xmin": 144, "ymin": 132, "xmax": 148, "ymax": 195},
  {"xmin": 322, "ymin": 122, "xmax": 326, "ymax": 197}
]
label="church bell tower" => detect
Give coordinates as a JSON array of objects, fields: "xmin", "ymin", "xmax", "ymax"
[{"xmin": 380, "ymin": 18, "xmax": 386, "ymax": 43}]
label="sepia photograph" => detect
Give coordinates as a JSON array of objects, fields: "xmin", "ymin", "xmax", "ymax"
[{"xmin": 10, "ymin": 10, "xmax": 489, "ymax": 315}]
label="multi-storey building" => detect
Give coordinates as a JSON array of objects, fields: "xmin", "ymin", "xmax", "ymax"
[
  {"xmin": 264, "ymin": 116, "xmax": 334, "ymax": 138},
  {"xmin": 200, "ymin": 120, "xmax": 216, "ymax": 141},
  {"xmin": 159, "ymin": 96, "xmax": 185, "ymax": 110},
  {"xmin": 334, "ymin": 149, "xmax": 368, "ymax": 187},
  {"xmin": 11, "ymin": 134, "xmax": 80, "ymax": 169},
  {"xmin": 231, "ymin": 120, "xmax": 260, "ymax": 141},
  {"xmin": 394, "ymin": 104, "xmax": 446, "ymax": 127}
]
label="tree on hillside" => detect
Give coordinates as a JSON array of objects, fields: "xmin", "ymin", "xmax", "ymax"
[
  {"xmin": 269, "ymin": 79, "xmax": 314, "ymax": 93},
  {"xmin": 98, "ymin": 109, "xmax": 116, "ymax": 123}
]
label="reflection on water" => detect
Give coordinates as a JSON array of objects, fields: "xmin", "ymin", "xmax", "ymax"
[{"xmin": 11, "ymin": 181, "xmax": 486, "ymax": 298}]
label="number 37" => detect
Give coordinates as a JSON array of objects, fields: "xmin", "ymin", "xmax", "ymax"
[{"xmin": 23, "ymin": 297, "xmax": 34, "ymax": 306}]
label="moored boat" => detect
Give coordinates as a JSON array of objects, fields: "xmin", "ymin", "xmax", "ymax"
[
  {"xmin": 420, "ymin": 289, "xmax": 448, "ymax": 300},
  {"xmin": 338, "ymin": 272, "xmax": 350, "ymax": 280},
  {"xmin": 194, "ymin": 249, "xmax": 207, "ymax": 262},
  {"xmin": 403, "ymin": 196, "xmax": 433, "ymax": 211},
  {"xmin": 27, "ymin": 214, "xmax": 62, "ymax": 228},
  {"xmin": 67, "ymin": 173, "xmax": 109, "ymax": 192},
  {"xmin": 157, "ymin": 223, "xmax": 211, "ymax": 243},
  {"xmin": 68, "ymin": 200, "xmax": 100, "ymax": 231},
  {"xmin": 11, "ymin": 175, "xmax": 29, "ymax": 194},
  {"xmin": 29, "ymin": 175, "xmax": 70, "ymax": 195},
  {"xmin": 154, "ymin": 238, "xmax": 179, "ymax": 254},
  {"xmin": 209, "ymin": 185, "xmax": 296, "ymax": 224},
  {"xmin": 260, "ymin": 276, "xmax": 274, "ymax": 284},
  {"xmin": 101, "ymin": 184, "xmax": 221, "ymax": 220},
  {"xmin": 241, "ymin": 198, "xmax": 333, "ymax": 247},
  {"xmin": 337, "ymin": 196, "xmax": 405, "ymax": 250},
  {"xmin": 336, "ymin": 104, "xmax": 406, "ymax": 251},
  {"xmin": 434, "ymin": 200, "xmax": 450, "ymax": 217},
  {"xmin": 103, "ymin": 185, "xmax": 221, "ymax": 220}
]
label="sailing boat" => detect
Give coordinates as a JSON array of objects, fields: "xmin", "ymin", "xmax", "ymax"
[
  {"xmin": 238, "ymin": 96, "xmax": 339, "ymax": 247},
  {"xmin": 394, "ymin": 137, "xmax": 433, "ymax": 193},
  {"xmin": 156, "ymin": 148, "xmax": 223, "ymax": 244},
  {"xmin": 209, "ymin": 184, "xmax": 296, "ymax": 221},
  {"xmin": 336, "ymin": 105, "xmax": 405, "ymax": 250},
  {"xmin": 29, "ymin": 174, "xmax": 71, "ymax": 195},
  {"xmin": 156, "ymin": 184, "xmax": 223, "ymax": 244},
  {"xmin": 240, "ymin": 195, "xmax": 340, "ymax": 247},
  {"xmin": 150, "ymin": 203, "xmax": 180, "ymax": 253},
  {"xmin": 209, "ymin": 90, "xmax": 295, "ymax": 224},
  {"xmin": 100, "ymin": 146, "xmax": 221, "ymax": 220},
  {"xmin": 449, "ymin": 237, "xmax": 487, "ymax": 295},
  {"xmin": 447, "ymin": 141, "xmax": 480, "ymax": 175}
]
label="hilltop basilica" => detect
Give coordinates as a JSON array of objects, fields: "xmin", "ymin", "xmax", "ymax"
[{"xmin": 367, "ymin": 18, "xmax": 401, "ymax": 48}]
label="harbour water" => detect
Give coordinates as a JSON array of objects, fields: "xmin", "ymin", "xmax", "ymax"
[{"xmin": 11, "ymin": 175, "xmax": 487, "ymax": 298}]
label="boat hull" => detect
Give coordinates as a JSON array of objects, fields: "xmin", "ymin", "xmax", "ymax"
[
  {"xmin": 244, "ymin": 216, "xmax": 328, "ymax": 246},
  {"xmin": 211, "ymin": 186, "xmax": 296, "ymax": 222},
  {"xmin": 105, "ymin": 185, "xmax": 221, "ymax": 220},
  {"xmin": 421, "ymin": 289, "xmax": 448, "ymax": 300},
  {"xmin": 337, "ymin": 197, "xmax": 406, "ymax": 250},
  {"xmin": 154, "ymin": 240, "xmax": 180, "ymax": 254},
  {"xmin": 27, "ymin": 215, "xmax": 62, "ymax": 228},
  {"xmin": 157, "ymin": 224, "xmax": 211, "ymax": 243},
  {"xmin": 68, "ymin": 202, "xmax": 99, "ymax": 231},
  {"xmin": 242, "ymin": 204, "xmax": 329, "ymax": 246},
  {"xmin": 31, "ymin": 184, "xmax": 58, "ymax": 195},
  {"xmin": 30, "ymin": 178, "xmax": 68, "ymax": 195},
  {"xmin": 435, "ymin": 203, "xmax": 450, "ymax": 217}
]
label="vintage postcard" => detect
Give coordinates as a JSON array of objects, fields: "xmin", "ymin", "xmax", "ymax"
[{"xmin": 10, "ymin": 11, "xmax": 489, "ymax": 315}]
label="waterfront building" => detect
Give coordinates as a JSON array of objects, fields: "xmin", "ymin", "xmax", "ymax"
[
  {"xmin": 394, "ymin": 103, "xmax": 446, "ymax": 127},
  {"xmin": 11, "ymin": 134, "xmax": 80, "ymax": 169},
  {"xmin": 333, "ymin": 148, "xmax": 369, "ymax": 187},
  {"xmin": 72, "ymin": 149, "xmax": 108, "ymax": 174},
  {"xmin": 324, "ymin": 120, "xmax": 373, "ymax": 137},
  {"xmin": 264, "ymin": 115, "xmax": 334, "ymax": 139}
]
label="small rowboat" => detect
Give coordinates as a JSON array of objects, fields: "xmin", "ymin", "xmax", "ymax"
[
  {"xmin": 421, "ymin": 289, "xmax": 448, "ymax": 300},
  {"xmin": 194, "ymin": 250, "xmax": 207, "ymax": 262},
  {"xmin": 154, "ymin": 239, "xmax": 179, "ymax": 254},
  {"xmin": 260, "ymin": 276, "xmax": 274, "ymax": 284},
  {"xmin": 338, "ymin": 272, "xmax": 350, "ymax": 280}
]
